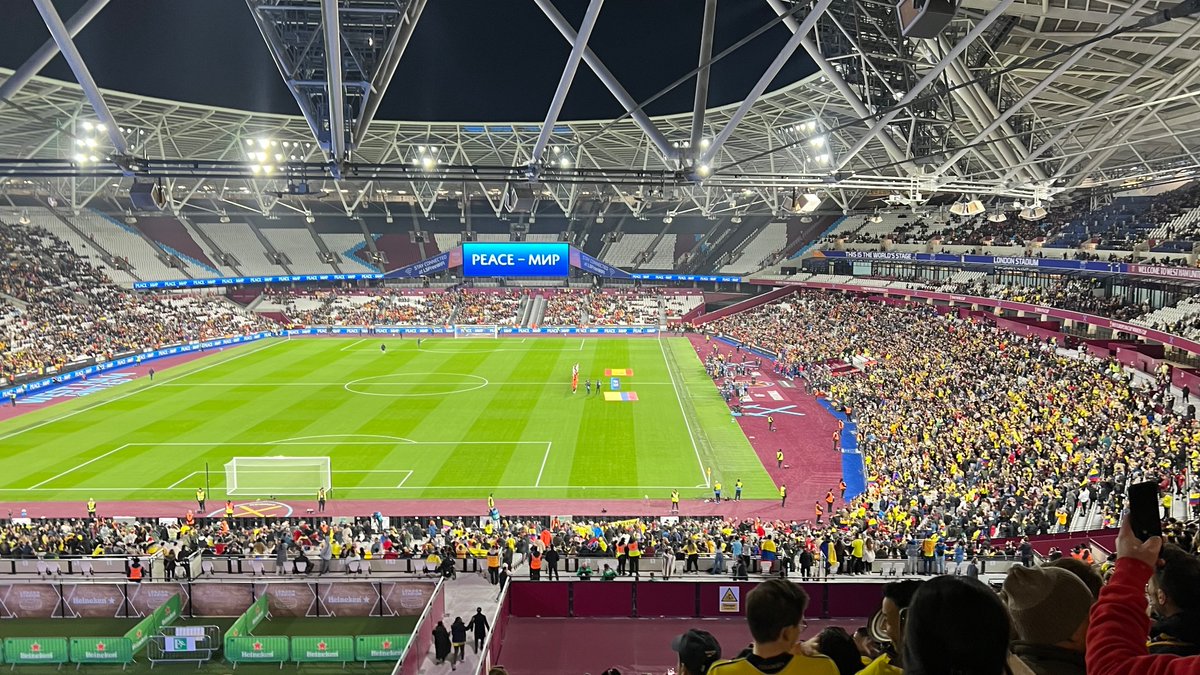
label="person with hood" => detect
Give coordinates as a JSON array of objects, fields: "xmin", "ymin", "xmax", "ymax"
[
  {"xmin": 1003, "ymin": 565, "xmax": 1094, "ymax": 675},
  {"xmin": 450, "ymin": 617, "xmax": 468, "ymax": 668},
  {"xmin": 432, "ymin": 621, "xmax": 451, "ymax": 665},
  {"xmin": 467, "ymin": 607, "xmax": 490, "ymax": 653},
  {"xmin": 1148, "ymin": 543, "xmax": 1200, "ymax": 655}
]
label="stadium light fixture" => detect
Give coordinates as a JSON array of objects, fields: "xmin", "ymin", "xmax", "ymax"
[
  {"xmin": 793, "ymin": 193, "xmax": 821, "ymax": 213},
  {"xmin": 987, "ymin": 211, "xmax": 1008, "ymax": 223},
  {"xmin": 949, "ymin": 197, "xmax": 985, "ymax": 216},
  {"xmin": 809, "ymin": 135, "xmax": 825, "ymax": 148},
  {"xmin": 868, "ymin": 213, "xmax": 884, "ymax": 224},
  {"xmin": 1019, "ymin": 203, "xmax": 1048, "ymax": 221},
  {"xmin": 731, "ymin": 215, "xmax": 743, "ymax": 223},
  {"xmin": 17, "ymin": 211, "xmax": 30, "ymax": 225},
  {"xmin": 697, "ymin": 163, "xmax": 711, "ymax": 177}
]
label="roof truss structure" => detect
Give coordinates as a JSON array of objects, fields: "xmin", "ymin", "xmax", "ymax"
[{"xmin": 0, "ymin": 0, "xmax": 1199, "ymax": 220}]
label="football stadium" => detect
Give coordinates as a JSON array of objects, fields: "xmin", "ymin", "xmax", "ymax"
[{"xmin": 3, "ymin": 1, "xmax": 1200, "ymax": 674}]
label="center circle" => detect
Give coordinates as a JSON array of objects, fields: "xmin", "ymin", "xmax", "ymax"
[{"xmin": 343, "ymin": 373, "xmax": 489, "ymax": 397}]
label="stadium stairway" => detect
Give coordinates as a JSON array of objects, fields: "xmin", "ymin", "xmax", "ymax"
[
  {"xmin": 526, "ymin": 295, "xmax": 546, "ymax": 327},
  {"xmin": 416, "ymin": 573, "xmax": 500, "ymax": 675}
]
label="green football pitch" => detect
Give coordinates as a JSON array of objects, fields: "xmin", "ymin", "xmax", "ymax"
[{"xmin": 0, "ymin": 337, "xmax": 776, "ymax": 503}]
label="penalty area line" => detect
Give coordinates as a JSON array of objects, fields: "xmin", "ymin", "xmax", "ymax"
[
  {"xmin": 535, "ymin": 442, "xmax": 552, "ymax": 487},
  {"xmin": 28, "ymin": 444, "xmax": 131, "ymax": 489}
]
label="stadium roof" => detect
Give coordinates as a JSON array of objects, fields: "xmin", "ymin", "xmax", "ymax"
[{"xmin": 1, "ymin": 0, "xmax": 1199, "ymax": 221}]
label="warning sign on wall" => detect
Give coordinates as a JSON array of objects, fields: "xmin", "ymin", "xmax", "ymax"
[{"xmin": 718, "ymin": 586, "xmax": 740, "ymax": 613}]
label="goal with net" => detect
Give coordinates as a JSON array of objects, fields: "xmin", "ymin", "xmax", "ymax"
[
  {"xmin": 224, "ymin": 456, "xmax": 332, "ymax": 496},
  {"xmin": 454, "ymin": 325, "xmax": 500, "ymax": 338}
]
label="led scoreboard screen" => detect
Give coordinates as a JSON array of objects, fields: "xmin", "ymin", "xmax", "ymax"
[{"xmin": 461, "ymin": 242, "xmax": 570, "ymax": 277}]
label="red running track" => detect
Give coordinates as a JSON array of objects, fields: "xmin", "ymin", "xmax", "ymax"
[{"xmin": 685, "ymin": 335, "xmax": 848, "ymax": 519}]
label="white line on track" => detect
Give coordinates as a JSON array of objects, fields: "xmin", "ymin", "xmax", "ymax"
[
  {"xmin": 535, "ymin": 442, "xmax": 552, "ymax": 487},
  {"xmin": 659, "ymin": 336, "xmax": 709, "ymax": 487},
  {"xmin": 0, "ymin": 338, "xmax": 286, "ymax": 445}
]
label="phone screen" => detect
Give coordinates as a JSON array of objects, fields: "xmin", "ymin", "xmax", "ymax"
[{"xmin": 1128, "ymin": 480, "xmax": 1162, "ymax": 541}]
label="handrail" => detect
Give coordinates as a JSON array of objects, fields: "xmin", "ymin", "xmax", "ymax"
[{"xmin": 472, "ymin": 577, "xmax": 511, "ymax": 675}]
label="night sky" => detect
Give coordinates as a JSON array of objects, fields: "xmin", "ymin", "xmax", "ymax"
[{"xmin": 0, "ymin": 0, "xmax": 816, "ymax": 122}]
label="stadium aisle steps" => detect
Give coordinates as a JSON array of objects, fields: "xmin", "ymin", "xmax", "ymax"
[{"xmin": 415, "ymin": 574, "xmax": 499, "ymax": 675}]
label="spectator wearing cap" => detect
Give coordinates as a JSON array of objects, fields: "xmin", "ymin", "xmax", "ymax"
[
  {"xmin": 672, "ymin": 629, "xmax": 722, "ymax": 675},
  {"xmin": 1003, "ymin": 565, "xmax": 1094, "ymax": 675},
  {"xmin": 1148, "ymin": 543, "xmax": 1200, "ymax": 655},
  {"xmin": 708, "ymin": 578, "xmax": 837, "ymax": 675}
]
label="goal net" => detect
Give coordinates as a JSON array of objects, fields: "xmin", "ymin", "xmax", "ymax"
[
  {"xmin": 224, "ymin": 456, "xmax": 332, "ymax": 496},
  {"xmin": 454, "ymin": 325, "xmax": 500, "ymax": 339}
]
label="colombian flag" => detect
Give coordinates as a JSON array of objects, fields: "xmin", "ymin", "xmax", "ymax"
[
  {"xmin": 604, "ymin": 392, "xmax": 639, "ymax": 401},
  {"xmin": 605, "ymin": 369, "xmax": 634, "ymax": 377}
]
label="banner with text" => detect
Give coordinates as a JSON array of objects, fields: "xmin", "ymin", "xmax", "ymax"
[
  {"xmin": 355, "ymin": 635, "xmax": 410, "ymax": 662},
  {"xmin": 3, "ymin": 638, "xmax": 69, "ymax": 666},
  {"xmin": 68, "ymin": 637, "xmax": 134, "ymax": 665},
  {"xmin": 224, "ymin": 636, "xmax": 289, "ymax": 665},
  {"xmin": 292, "ymin": 636, "xmax": 355, "ymax": 664}
]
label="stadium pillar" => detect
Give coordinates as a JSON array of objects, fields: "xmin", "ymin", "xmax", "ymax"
[
  {"xmin": 0, "ymin": 0, "xmax": 109, "ymax": 106},
  {"xmin": 30, "ymin": 0, "xmax": 129, "ymax": 156}
]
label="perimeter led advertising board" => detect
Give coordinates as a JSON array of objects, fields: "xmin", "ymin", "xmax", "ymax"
[{"xmin": 462, "ymin": 242, "xmax": 569, "ymax": 277}]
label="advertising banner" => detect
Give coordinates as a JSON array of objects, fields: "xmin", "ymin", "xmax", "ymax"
[
  {"xmin": 379, "ymin": 582, "xmax": 436, "ymax": 617},
  {"xmin": 256, "ymin": 582, "xmax": 315, "ymax": 618},
  {"xmin": 227, "ymin": 593, "xmax": 269, "ymax": 637},
  {"xmin": 62, "ymin": 583, "xmax": 125, "ymax": 618},
  {"xmin": 292, "ymin": 636, "xmax": 354, "ymax": 663},
  {"xmin": 134, "ymin": 273, "xmax": 382, "ymax": 290},
  {"xmin": 3, "ymin": 638, "xmax": 69, "ymax": 665},
  {"xmin": 224, "ymin": 636, "xmax": 289, "ymax": 664},
  {"xmin": 385, "ymin": 251, "xmax": 451, "ymax": 279},
  {"xmin": 190, "ymin": 583, "xmax": 255, "ymax": 617},
  {"xmin": 127, "ymin": 583, "xmax": 188, "ymax": 618},
  {"xmin": 573, "ymin": 248, "xmax": 632, "ymax": 279},
  {"xmin": 462, "ymin": 242, "xmax": 569, "ymax": 277},
  {"xmin": 0, "ymin": 584, "xmax": 60, "ymax": 618},
  {"xmin": 68, "ymin": 637, "xmax": 134, "ymax": 665},
  {"xmin": 355, "ymin": 635, "xmax": 410, "ymax": 662},
  {"xmin": 317, "ymin": 582, "xmax": 380, "ymax": 617}
]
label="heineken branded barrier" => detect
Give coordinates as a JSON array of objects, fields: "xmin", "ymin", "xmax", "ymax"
[
  {"xmin": 3, "ymin": 638, "xmax": 70, "ymax": 666},
  {"xmin": 222, "ymin": 635, "xmax": 411, "ymax": 666},
  {"xmin": 125, "ymin": 593, "xmax": 182, "ymax": 652},
  {"xmin": 68, "ymin": 637, "xmax": 135, "ymax": 666},
  {"xmin": 225, "ymin": 636, "xmax": 290, "ymax": 667}
]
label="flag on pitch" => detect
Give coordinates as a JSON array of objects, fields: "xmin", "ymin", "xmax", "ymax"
[{"xmin": 571, "ymin": 363, "xmax": 579, "ymax": 391}]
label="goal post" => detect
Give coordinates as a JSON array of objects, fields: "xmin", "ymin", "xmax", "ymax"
[
  {"xmin": 223, "ymin": 457, "xmax": 332, "ymax": 496},
  {"xmin": 453, "ymin": 325, "xmax": 500, "ymax": 339}
]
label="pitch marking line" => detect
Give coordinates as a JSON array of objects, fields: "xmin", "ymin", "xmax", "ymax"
[
  {"xmin": 29, "ymin": 444, "xmax": 130, "ymax": 489},
  {"xmin": 659, "ymin": 337, "xmax": 709, "ymax": 486},
  {"xmin": 0, "ymin": 338, "xmax": 286, "ymax": 444},
  {"xmin": 158, "ymin": 381, "xmax": 675, "ymax": 387},
  {"xmin": 0, "ymin": 484, "xmax": 690, "ymax": 492},
  {"xmin": 535, "ymin": 442, "xmax": 552, "ymax": 487},
  {"xmin": 396, "ymin": 470, "xmax": 414, "ymax": 488},
  {"xmin": 340, "ymin": 338, "xmax": 369, "ymax": 352},
  {"xmin": 168, "ymin": 471, "xmax": 199, "ymax": 490}
]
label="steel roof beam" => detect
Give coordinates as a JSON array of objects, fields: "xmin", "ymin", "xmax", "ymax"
[
  {"xmin": 30, "ymin": 0, "xmax": 128, "ymax": 156},
  {"xmin": 322, "ymin": 0, "xmax": 348, "ymax": 174},
  {"xmin": 764, "ymin": 0, "xmax": 913, "ymax": 173},
  {"xmin": 353, "ymin": 0, "xmax": 425, "ymax": 147},
  {"xmin": 699, "ymin": 0, "xmax": 832, "ymax": 167},
  {"xmin": 997, "ymin": 17, "xmax": 1200, "ymax": 184},
  {"xmin": 531, "ymin": 0, "xmax": 605, "ymax": 169},
  {"xmin": 690, "ymin": 0, "xmax": 717, "ymax": 166},
  {"xmin": 929, "ymin": 0, "xmax": 1152, "ymax": 181},
  {"xmin": 831, "ymin": 0, "xmax": 1017, "ymax": 175},
  {"xmin": 0, "ymin": 0, "xmax": 109, "ymax": 107},
  {"xmin": 534, "ymin": 0, "xmax": 674, "ymax": 161}
]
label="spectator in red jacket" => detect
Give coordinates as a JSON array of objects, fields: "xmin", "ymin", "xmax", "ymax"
[{"xmin": 1086, "ymin": 516, "xmax": 1200, "ymax": 675}]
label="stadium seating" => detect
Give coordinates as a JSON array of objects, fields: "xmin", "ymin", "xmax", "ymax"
[
  {"xmin": 602, "ymin": 233, "xmax": 658, "ymax": 268},
  {"xmin": 720, "ymin": 222, "xmax": 787, "ymax": 274},
  {"xmin": 260, "ymin": 226, "xmax": 331, "ymax": 272},
  {"xmin": 68, "ymin": 210, "xmax": 179, "ymax": 281},
  {"xmin": 199, "ymin": 222, "xmax": 283, "ymax": 275},
  {"xmin": 319, "ymin": 232, "xmax": 380, "ymax": 273}
]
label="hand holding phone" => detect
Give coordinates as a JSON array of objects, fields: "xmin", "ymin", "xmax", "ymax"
[{"xmin": 1127, "ymin": 480, "xmax": 1162, "ymax": 542}]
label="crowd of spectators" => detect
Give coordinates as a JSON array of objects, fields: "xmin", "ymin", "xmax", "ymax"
[
  {"xmin": 585, "ymin": 290, "xmax": 661, "ymax": 326},
  {"xmin": 0, "ymin": 219, "xmax": 269, "ymax": 386},
  {"xmin": 539, "ymin": 289, "xmax": 587, "ymax": 326},
  {"xmin": 454, "ymin": 290, "xmax": 526, "ymax": 326},
  {"xmin": 960, "ymin": 278, "xmax": 1149, "ymax": 321},
  {"xmin": 709, "ymin": 292, "xmax": 1198, "ymax": 544},
  {"xmin": 273, "ymin": 289, "xmax": 457, "ymax": 326}
]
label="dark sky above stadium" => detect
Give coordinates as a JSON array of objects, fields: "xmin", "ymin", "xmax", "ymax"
[{"xmin": 0, "ymin": 0, "xmax": 816, "ymax": 122}]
